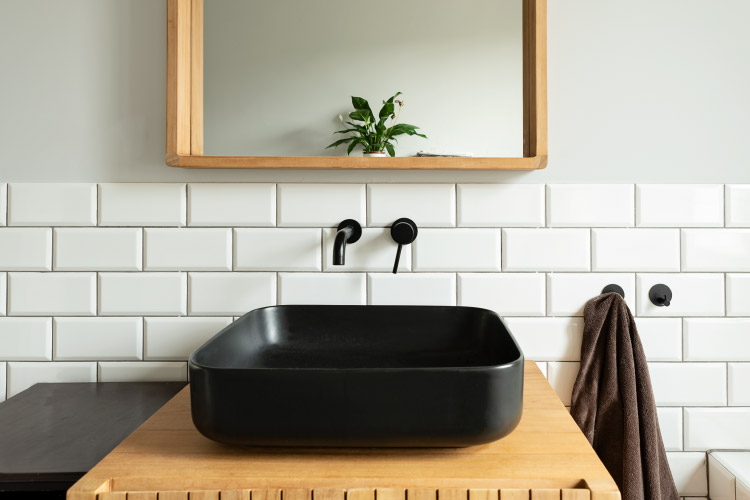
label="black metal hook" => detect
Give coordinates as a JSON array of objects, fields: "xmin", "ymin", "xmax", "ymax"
[
  {"xmin": 649, "ymin": 284, "xmax": 672, "ymax": 307},
  {"xmin": 601, "ymin": 284, "xmax": 625, "ymax": 298}
]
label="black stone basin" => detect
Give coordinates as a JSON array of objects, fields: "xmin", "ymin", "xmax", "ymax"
[{"xmin": 188, "ymin": 305, "xmax": 524, "ymax": 448}]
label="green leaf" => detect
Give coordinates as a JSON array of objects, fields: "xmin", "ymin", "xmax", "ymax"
[
  {"xmin": 347, "ymin": 140, "xmax": 360, "ymax": 155},
  {"xmin": 348, "ymin": 110, "xmax": 371, "ymax": 122},
  {"xmin": 351, "ymin": 96, "xmax": 370, "ymax": 111},
  {"xmin": 326, "ymin": 137, "xmax": 354, "ymax": 149},
  {"xmin": 385, "ymin": 143, "xmax": 395, "ymax": 157},
  {"xmin": 379, "ymin": 101, "xmax": 395, "ymax": 120},
  {"xmin": 385, "ymin": 91, "xmax": 402, "ymax": 104},
  {"xmin": 333, "ymin": 128, "xmax": 361, "ymax": 135}
]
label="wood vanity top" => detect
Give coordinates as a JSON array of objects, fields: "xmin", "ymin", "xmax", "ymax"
[{"xmin": 68, "ymin": 362, "xmax": 620, "ymax": 500}]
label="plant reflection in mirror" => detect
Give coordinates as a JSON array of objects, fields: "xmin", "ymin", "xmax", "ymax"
[{"xmin": 326, "ymin": 92, "xmax": 427, "ymax": 157}]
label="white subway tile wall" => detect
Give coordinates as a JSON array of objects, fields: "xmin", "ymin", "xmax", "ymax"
[{"xmin": 1, "ymin": 182, "xmax": 749, "ymax": 495}]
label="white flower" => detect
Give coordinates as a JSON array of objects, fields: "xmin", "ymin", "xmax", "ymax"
[{"xmin": 338, "ymin": 114, "xmax": 344, "ymax": 123}]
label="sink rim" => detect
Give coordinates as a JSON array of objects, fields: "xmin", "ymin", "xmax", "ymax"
[{"xmin": 188, "ymin": 304, "xmax": 523, "ymax": 373}]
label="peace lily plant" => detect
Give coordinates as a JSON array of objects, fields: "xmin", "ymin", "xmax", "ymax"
[{"xmin": 327, "ymin": 92, "xmax": 427, "ymax": 157}]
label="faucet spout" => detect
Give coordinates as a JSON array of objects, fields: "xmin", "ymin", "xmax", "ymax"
[
  {"xmin": 332, "ymin": 219, "xmax": 362, "ymax": 266},
  {"xmin": 333, "ymin": 226, "xmax": 353, "ymax": 265}
]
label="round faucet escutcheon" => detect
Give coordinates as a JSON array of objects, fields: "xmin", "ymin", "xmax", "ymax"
[{"xmin": 390, "ymin": 218, "xmax": 418, "ymax": 274}]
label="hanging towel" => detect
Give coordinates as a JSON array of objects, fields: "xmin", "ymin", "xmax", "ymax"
[{"xmin": 570, "ymin": 292, "xmax": 678, "ymax": 500}]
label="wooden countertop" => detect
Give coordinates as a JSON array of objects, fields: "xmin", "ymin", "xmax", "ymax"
[{"xmin": 68, "ymin": 362, "xmax": 620, "ymax": 500}]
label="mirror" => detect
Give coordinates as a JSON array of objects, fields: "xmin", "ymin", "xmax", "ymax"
[{"xmin": 203, "ymin": 0, "xmax": 523, "ymax": 158}]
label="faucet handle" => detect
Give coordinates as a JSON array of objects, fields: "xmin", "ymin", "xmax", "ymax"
[{"xmin": 390, "ymin": 218, "xmax": 418, "ymax": 274}]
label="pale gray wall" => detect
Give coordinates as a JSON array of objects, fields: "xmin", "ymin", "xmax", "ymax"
[{"xmin": 1, "ymin": 0, "xmax": 749, "ymax": 183}]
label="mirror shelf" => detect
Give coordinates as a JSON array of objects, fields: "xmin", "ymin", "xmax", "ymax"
[{"xmin": 166, "ymin": 0, "xmax": 547, "ymax": 171}]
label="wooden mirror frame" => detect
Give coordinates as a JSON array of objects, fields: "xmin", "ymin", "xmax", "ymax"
[{"xmin": 166, "ymin": 0, "xmax": 547, "ymax": 170}]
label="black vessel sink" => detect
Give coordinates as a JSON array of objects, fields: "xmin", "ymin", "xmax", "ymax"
[{"xmin": 188, "ymin": 305, "xmax": 524, "ymax": 448}]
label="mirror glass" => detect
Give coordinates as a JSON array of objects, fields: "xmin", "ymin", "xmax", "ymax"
[{"xmin": 204, "ymin": 0, "xmax": 522, "ymax": 158}]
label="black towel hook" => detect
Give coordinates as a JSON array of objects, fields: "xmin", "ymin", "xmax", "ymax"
[
  {"xmin": 649, "ymin": 284, "xmax": 672, "ymax": 307},
  {"xmin": 602, "ymin": 284, "xmax": 625, "ymax": 298}
]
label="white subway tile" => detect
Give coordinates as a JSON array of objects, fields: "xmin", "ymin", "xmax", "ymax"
[
  {"xmin": 8, "ymin": 183, "xmax": 96, "ymax": 226},
  {"xmin": 658, "ymin": 407, "xmax": 683, "ymax": 451},
  {"xmin": 324, "ymin": 228, "xmax": 411, "ymax": 272},
  {"xmin": 458, "ymin": 273, "xmax": 545, "ymax": 316},
  {"xmin": 368, "ymin": 273, "xmax": 456, "ymax": 306},
  {"xmin": 0, "ymin": 362, "xmax": 5, "ymax": 401},
  {"xmin": 188, "ymin": 272, "xmax": 276, "ymax": 316},
  {"xmin": 8, "ymin": 273, "xmax": 96, "ymax": 316},
  {"xmin": 649, "ymin": 363, "xmax": 726, "ymax": 406},
  {"xmin": 98, "ymin": 361, "xmax": 186, "ymax": 382},
  {"xmin": 727, "ymin": 185, "xmax": 750, "ymax": 227},
  {"xmin": 53, "ymin": 317, "xmax": 142, "ymax": 361},
  {"xmin": 547, "ymin": 273, "xmax": 635, "ymax": 316},
  {"xmin": 637, "ymin": 184, "xmax": 724, "ymax": 227},
  {"xmin": 547, "ymin": 362, "xmax": 579, "ymax": 406},
  {"xmin": 457, "ymin": 184, "xmax": 545, "ymax": 227},
  {"xmin": 99, "ymin": 272, "xmax": 186, "ymax": 316},
  {"xmin": 145, "ymin": 317, "xmax": 231, "ymax": 360},
  {"xmin": 729, "ymin": 363, "xmax": 750, "ymax": 406},
  {"xmin": 7, "ymin": 362, "xmax": 96, "ymax": 398},
  {"xmin": 502, "ymin": 317, "xmax": 583, "ymax": 361},
  {"xmin": 0, "ymin": 273, "xmax": 5, "ymax": 316},
  {"xmin": 54, "ymin": 228, "xmax": 142, "ymax": 271},
  {"xmin": 727, "ymin": 274, "xmax": 750, "ymax": 316},
  {"xmin": 636, "ymin": 274, "xmax": 725, "ymax": 317},
  {"xmin": 413, "ymin": 229, "xmax": 501, "ymax": 271},
  {"xmin": 367, "ymin": 184, "xmax": 455, "ymax": 227},
  {"xmin": 278, "ymin": 273, "xmax": 366, "ymax": 305},
  {"xmin": 684, "ymin": 319, "xmax": 750, "ymax": 361},
  {"xmin": 99, "ymin": 183, "xmax": 186, "ymax": 226},
  {"xmin": 547, "ymin": 184, "xmax": 634, "ymax": 227},
  {"xmin": 503, "ymin": 229, "xmax": 590, "ymax": 272},
  {"xmin": 277, "ymin": 184, "xmax": 365, "ymax": 227},
  {"xmin": 0, "ymin": 183, "xmax": 6, "ymax": 226},
  {"xmin": 683, "ymin": 229, "xmax": 750, "ymax": 271},
  {"xmin": 708, "ymin": 455, "xmax": 737, "ymax": 500},
  {"xmin": 234, "ymin": 228, "xmax": 322, "ymax": 271},
  {"xmin": 685, "ymin": 408, "xmax": 750, "ymax": 451},
  {"xmin": 637, "ymin": 318, "xmax": 683, "ymax": 361},
  {"xmin": 592, "ymin": 229, "xmax": 680, "ymax": 272},
  {"xmin": 0, "ymin": 317, "xmax": 52, "ymax": 360},
  {"xmin": 188, "ymin": 183, "xmax": 275, "ymax": 227},
  {"xmin": 0, "ymin": 228, "xmax": 52, "ymax": 271},
  {"xmin": 144, "ymin": 228, "xmax": 231, "ymax": 271},
  {"xmin": 667, "ymin": 452, "xmax": 708, "ymax": 496}
]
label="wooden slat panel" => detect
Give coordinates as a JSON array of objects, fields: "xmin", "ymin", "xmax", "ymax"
[
  {"xmin": 97, "ymin": 493, "xmax": 126, "ymax": 500},
  {"xmin": 219, "ymin": 490, "xmax": 250, "ymax": 500},
  {"xmin": 314, "ymin": 489, "xmax": 345, "ymax": 500},
  {"xmin": 439, "ymin": 489, "xmax": 468, "ymax": 500},
  {"xmin": 530, "ymin": 490, "xmax": 559, "ymax": 500},
  {"xmin": 285, "ymin": 489, "xmax": 312, "ymax": 500},
  {"xmin": 408, "ymin": 489, "xmax": 436, "ymax": 500},
  {"xmin": 127, "ymin": 493, "xmax": 157, "ymax": 500},
  {"xmin": 189, "ymin": 491, "xmax": 220, "ymax": 500},
  {"xmin": 500, "ymin": 490, "xmax": 529, "ymax": 500},
  {"xmin": 469, "ymin": 489, "xmax": 498, "ymax": 500},
  {"xmin": 158, "ymin": 493, "xmax": 188, "ymax": 500},
  {"xmin": 561, "ymin": 490, "xmax": 589, "ymax": 500},
  {"xmin": 589, "ymin": 492, "xmax": 620, "ymax": 500},
  {"xmin": 253, "ymin": 489, "xmax": 282, "ymax": 500},
  {"xmin": 376, "ymin": 488, "xmax": 405, "ymax": 500},
  {"xmin": 347, "ymin": 489, "xmax": 375, "ymax": 500}
]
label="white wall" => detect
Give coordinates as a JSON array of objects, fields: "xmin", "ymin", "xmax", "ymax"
[{"xmin": 1, "ymin": 0, "xmax": 749, "ymax": 183}]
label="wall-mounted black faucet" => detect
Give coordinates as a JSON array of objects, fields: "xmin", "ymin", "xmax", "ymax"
[
  {"xmin": 332, "ymin": 219, "xmax": 362, "ymax": 266},
  {"xmin": 390, "ymin": 218, "xmax": 418, "ymax": 274}
]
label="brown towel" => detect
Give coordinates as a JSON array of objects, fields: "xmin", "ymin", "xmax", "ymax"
[{"xmin": 570, "ymin": 292, "xmax": 678, "ymax": 500}]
